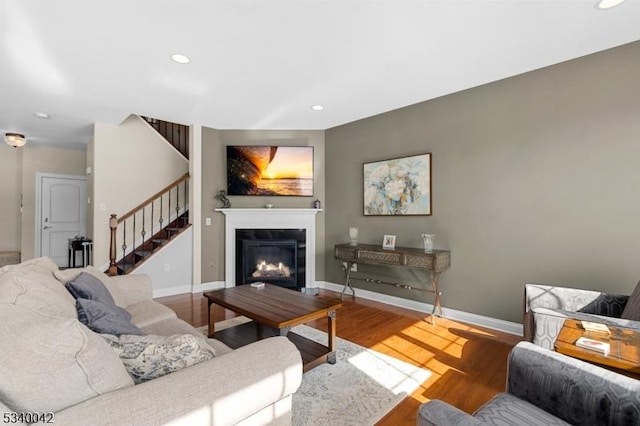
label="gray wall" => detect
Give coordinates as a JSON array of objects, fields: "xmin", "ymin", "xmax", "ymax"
[
  {"xmin": 200, "ymin": 129, "xmax": 326, "ymax": 283},
  {"xmin": 325, "ymin": 41, "xmax": 640, "ymax": 323}
]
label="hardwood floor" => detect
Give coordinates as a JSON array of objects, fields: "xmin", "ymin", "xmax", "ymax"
[{"xmin": 156, "ymin": 289, "xmax": 522, "ymax": 425}]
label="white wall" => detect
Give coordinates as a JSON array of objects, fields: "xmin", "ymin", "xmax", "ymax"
[
  {"xmin": 135, "ymin": 228, "xmax": 193, "ymax": 297},
  {"xmin": 92, "ymin": 115, "xmax": 189, "ymax": 268}
]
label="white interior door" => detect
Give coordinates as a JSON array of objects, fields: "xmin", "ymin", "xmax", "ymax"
[{"xmin": 38, "ymin": 174, "xmax": 87, "ymax": 267}]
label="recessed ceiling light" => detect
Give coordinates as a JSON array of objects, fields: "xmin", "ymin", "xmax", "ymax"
[
  {"xmin": 34, "ymin": 112, "xmax": 49, "ymax": 119},
  {"xmin": 311, "ymin": 105, "xmax": 324, "ymax": 111},
  {"xmin": 596, "ymin": 0, "xmax": 625, "ymax": 9},
  {"xmin": 170, "ymin": 53, "xmax": 191, "ymax": 64}
]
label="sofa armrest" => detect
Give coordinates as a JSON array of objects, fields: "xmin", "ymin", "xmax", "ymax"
[
  {"xmin": 107, "ymin": 273, "xmax": 153, "ymax": 307},
  {"xmin": 417, "ymin": 401, "xmax": 485, "ymax": 426},
  {"xmin": 53, "ymin": 336, "xmax": 302, "ymax": 426},
  {"xmin": 506, "ymin": 342, "xmax": 640, "ymax": 426},
  {"xmin": 524, "ymin": 283, "xmax": 628, "ymax": 315},
  {"xmin": 523, "ymin": 283, "xmax": 629, "ymax": 341}
]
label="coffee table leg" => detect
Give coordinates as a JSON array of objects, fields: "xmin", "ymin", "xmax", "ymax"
[
  {"xmin": 208, "ymin": 299, "xmax": 215, "ymax": 338},
  {"xmin": 328, "ymin": 310, "xmax": 337, "ymax": 364},
  {"xmin": 277, "ymin": 326, "xmax": 291, "ymax": 336}
]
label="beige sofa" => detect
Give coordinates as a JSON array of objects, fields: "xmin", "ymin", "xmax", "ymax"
[{"xmin": 0, "ymin": 258, "xmax": 302, "ymax": 426}]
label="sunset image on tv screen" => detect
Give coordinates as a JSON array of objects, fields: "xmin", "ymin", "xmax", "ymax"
[{"xmin": 227, "ymin": 146, "xmax": 314, "ymax": 196}]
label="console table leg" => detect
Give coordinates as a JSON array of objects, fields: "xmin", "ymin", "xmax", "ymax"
[
  {"xmin": 430, "ymin": 271, "xmax": 443, "ymax": 324},
  {"xmin": 341, "ymin": 262, "xmax": 356, "ymax": 301},
  {"xmin": 277, "ymin": 326, "xmax": 291, "ymax": 337}
]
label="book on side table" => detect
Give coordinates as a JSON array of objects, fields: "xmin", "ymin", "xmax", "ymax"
[
  {"xmin": 580, "ymin": 321, "xmax": 611, "ymax": 335},
  {"xmin": 575, "ymin": 337, "xmax": 610, "ymax": 355}
]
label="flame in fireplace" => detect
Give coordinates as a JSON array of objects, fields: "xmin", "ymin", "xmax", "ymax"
[{"xmin": 252, "ymin": 260, "xmax": 291, "ymax": 278}]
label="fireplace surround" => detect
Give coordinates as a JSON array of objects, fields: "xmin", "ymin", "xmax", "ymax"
[{"xmin": 216, "ymin": 208, "xmax": 321, "ymax": 289}]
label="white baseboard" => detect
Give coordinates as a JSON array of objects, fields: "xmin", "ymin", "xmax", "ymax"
[
  {"xmin": 317, "ymin": 281, "xmax": 523, "ymax": 336},
  {"xmin": 152, "ymin": 281, "xmax": 225, "ymax": 298},
  {"xmin": 153, "ymin": 285, "xmax": 193, "ymax": 298},
  {"xmin": 194, "ymin": 281, "xmax": 226, "ymax": 293}
]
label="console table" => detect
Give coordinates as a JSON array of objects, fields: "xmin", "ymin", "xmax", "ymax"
[{"xmin": 334, "ymin": 243, "xmax": 451, "ymax": 323}]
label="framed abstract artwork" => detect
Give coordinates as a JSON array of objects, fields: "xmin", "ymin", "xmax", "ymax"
[{"xmin": 363, "ymin": 153, "xmax": 432, "ymax": 216}]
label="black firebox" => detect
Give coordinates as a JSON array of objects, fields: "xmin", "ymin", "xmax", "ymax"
[{"xmin": 235, "ymin": 229, "xmax": 306, "ymax": 291}]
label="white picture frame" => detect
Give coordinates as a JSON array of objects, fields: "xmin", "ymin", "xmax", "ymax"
[{"xmin": 382, "ymin": 234, "xmax": 396, "ymax": 250}]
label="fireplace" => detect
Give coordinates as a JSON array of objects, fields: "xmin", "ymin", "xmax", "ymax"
[
  {"xmin": 235, "ymin": 229, "xmax": 306, "ymax": 291},
  {"xmin": 218, "ymin": 208, "xmax": 320, "ymax": 289}
]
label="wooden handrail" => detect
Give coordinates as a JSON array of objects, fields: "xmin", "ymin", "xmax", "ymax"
[
  {"xmin": 118, "ymin": 173, "xmax": 190, "ymax": 223},
  {"xmin": 108, "ymin": 172, "xmax": 190, "ymax": 276}
]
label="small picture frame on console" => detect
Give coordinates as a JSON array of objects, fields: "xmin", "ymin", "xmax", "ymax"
[{"xmin": 382, "ymin": 234, "xmax": 396, "ymax": 250}]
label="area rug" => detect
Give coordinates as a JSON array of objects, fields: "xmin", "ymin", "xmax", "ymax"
[{"xmin": 203, "ymin": 318, "xmax": 431, "ymax": 425}]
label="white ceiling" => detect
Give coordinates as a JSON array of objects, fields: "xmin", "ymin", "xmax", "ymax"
[{"xmin": 1, "ymin": 0, "xmax": 640, "ymax": 149}]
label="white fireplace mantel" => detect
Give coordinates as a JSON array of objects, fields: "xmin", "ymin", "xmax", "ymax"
[{"xmin": 216, "ymin": 208, "xmax": 322, "ymax": 288}]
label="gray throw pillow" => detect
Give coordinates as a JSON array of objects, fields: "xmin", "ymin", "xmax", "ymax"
[
  {"xmin": 76, "ymin": 298, "xmax": 143, "ymax": 336},
  {"xmin": 65, "ymin": 272, "xmax": 131, "ymax": 320},
  {"xmin": 103, "ymin": 334, "xmax": 215, "ymax": 383},
  {"xmin": 621, "ymin": 280, "xmax": 640, "ymax": 321}
]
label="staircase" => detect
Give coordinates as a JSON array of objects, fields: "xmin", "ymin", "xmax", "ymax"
[
  {"xmin": 114, "ymin": 210, "xmax": 190, "ymax": 275},
  {"xmin": 108, "ymin": 173, "xmax": 190, "ymax": 276},
  {"xmin": 141, "ymin": 116, "xmax": 190, "ymax": 159}
]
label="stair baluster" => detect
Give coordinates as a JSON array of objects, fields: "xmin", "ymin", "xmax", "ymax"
[
  {"xmin": 108, "ymin": 173, "xmax": 190, "ymax": 276},
  {"xmin": 140, "ymin": 116, "xmax": 189, "ymax": 159}
]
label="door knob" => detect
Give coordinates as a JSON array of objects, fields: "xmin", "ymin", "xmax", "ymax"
[{"xmin": 43, "ymin": 226, "xmax": 52, "ymax": 229}]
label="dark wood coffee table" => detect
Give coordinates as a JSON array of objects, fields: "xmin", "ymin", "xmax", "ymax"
[
  {"xmin": 204, "ymin": 284, "xmax": 342, "ymax": 372},
  {"xmin": 554, "ymin": 319, "xmax": 640, "ymax": 379}
]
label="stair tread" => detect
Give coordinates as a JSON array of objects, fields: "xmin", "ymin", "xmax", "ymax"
[{"xmin": 113, "ymin": 203, "xmax": 190, "ymax": 275}]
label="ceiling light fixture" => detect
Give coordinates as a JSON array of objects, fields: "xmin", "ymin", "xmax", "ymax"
[
  {"xmin": 170, "ymin": 53, "xmax": 191, "ymax": 64},
  {"xmin": 311, "ymin": 105, "xmax": 324, "ymax": 111},
  {"xmin": 596, "ymin": 0, "xmax": 625, "ymax": 9},
  {"xmin": 4, "ymin": 133, "xmax": 27, "ymax": 148},
  {"xmin": 34, "ymin": 112, "xmax": 49, "ymax": 119}
]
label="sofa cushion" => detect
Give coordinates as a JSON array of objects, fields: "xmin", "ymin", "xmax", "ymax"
[
  {"xmin": 621, "ymin": 280, "xmax": 640, "ymax": 321},
  {"xmin": 0, "ymin": 269, "xmax": 76, "ymax": 319},
  {"xmin": 0, "ymin": 256, "xmax": 58, "ymax": 277},
  {"xmin": 127, "ymin": 300, "xmax": 177, "ymax": 328},
  {"xmin": 103, "ymin": 334, "xmax": 215, "ymax": 384},
  {"xmin": 76, "ymin": 298, "xmax": 144, "ymax": 336},
  {"xmin": 65, "ymin": 272, "xmax": 131, "ymax": 319},
  {"xmin": 0, "ymin": 299, "xmax": 134, "ymax": 413},
  {"xmin": 55, "ymin": 266, "xmax": 128, "ymax": 308}
]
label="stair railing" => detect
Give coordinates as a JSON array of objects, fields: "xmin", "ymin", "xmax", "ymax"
[
  {"xmin": 108, "ymin": 173, "xmax": 190, "ymax": 275},
  {"xmin": 141, "ymin": 116, "xmax": 190, "ymax": 159}
]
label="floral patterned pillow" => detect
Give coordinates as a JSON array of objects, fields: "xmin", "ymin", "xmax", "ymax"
[{"xmin": 103, "ymin": 334, "xmax": 215, "ymax": 383}]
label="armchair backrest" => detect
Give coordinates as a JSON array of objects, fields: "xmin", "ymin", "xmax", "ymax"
[{"xmin": 507, "ymin": 342, "xmax": 640, "ymax": 425}]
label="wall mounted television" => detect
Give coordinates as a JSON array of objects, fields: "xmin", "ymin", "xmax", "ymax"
[{"xmin": 226, "ymin": 145, "xmax": 314, "ymax": 196}]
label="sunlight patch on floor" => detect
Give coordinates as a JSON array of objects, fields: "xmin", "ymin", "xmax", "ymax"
[{"xmin": 347, "ymin": 348, "xmax": 432, "ymax": 395}]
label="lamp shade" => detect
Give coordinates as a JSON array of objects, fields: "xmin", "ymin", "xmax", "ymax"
[{"xmin": 4, "ymin": 133, "xmax": 26, "ymax": 148}]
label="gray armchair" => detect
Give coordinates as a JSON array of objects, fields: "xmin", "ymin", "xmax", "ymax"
[
  {"xmin": 523, "ymin": 282, "xmax": 640, "ymax": 349},
  {"xmin": 417, "ymin": 341, "xmax": 640, "ymax": 426}
]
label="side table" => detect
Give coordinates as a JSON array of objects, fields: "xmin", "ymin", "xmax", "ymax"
[
  {"xmin": 554, "ymin": 319, "xmax": 640, "ymax": 379},
  {"xmin": 68, "ymin": 238, "xmax": 93, "ymax": 268}
]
